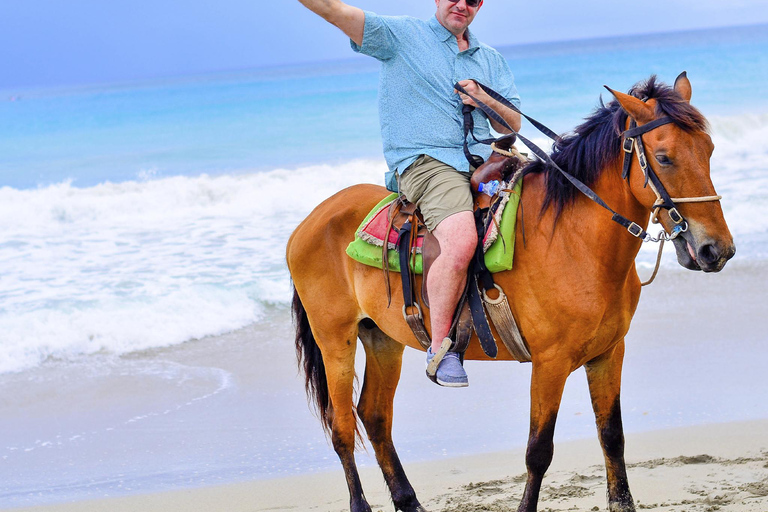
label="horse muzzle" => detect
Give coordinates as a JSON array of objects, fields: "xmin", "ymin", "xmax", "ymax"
[{"xmin": 672, "ymin": 230, "xmax": 736, "ymax": 272}]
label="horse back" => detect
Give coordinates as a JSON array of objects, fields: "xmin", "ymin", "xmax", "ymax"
[{"xmin": 287, "ymin": 184, "xmax": 390, "ymax": 314}]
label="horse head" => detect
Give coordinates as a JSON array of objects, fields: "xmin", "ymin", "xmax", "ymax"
[{"xmin": 607, "ymin": 73, "xmax": 735, "ymax": 272}]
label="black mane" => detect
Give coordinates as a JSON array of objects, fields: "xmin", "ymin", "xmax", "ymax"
[{"xmin": 524, "ymin": 75, "xmax": 709, "ymax": 218}]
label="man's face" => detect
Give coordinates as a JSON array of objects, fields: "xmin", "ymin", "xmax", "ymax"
[{"xmin": 435, "ymin": 0, "xmax": 483, "ymax": 37}]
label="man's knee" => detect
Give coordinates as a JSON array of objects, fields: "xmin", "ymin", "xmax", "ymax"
[{"xmin": 434, "ymin": 212, "xmax": 477, "ymax": 268}]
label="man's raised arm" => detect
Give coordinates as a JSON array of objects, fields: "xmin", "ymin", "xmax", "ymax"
[{"xmin": 298, "ymin": 0, "xmax": 365, "ymax": 47}]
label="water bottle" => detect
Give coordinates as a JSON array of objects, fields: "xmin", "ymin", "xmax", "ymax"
[{"xmin": 478, "ymin": 180, "xmax": 500, "ymax": 197}]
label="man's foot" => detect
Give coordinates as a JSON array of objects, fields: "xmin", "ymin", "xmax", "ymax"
[{"xmin": 426, "ymin": 348, "xmax": 469, "ymax": 387}]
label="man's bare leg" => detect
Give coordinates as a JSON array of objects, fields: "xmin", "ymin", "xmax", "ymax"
[{"xmin": 428, "ymin": 210, "xmax": 477, "ymax": 352}]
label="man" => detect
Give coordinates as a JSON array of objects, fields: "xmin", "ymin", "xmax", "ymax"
[{"xmin": 298, "ymin": 0, "xmax": 522, "ymax": 387}]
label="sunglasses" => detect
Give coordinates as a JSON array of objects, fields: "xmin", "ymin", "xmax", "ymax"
[{"xmin": 448, "ymin": 0, "xmax": 481, "ymax": 7}]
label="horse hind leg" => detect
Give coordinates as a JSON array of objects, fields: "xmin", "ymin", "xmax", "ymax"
[
  {"xmin": 585, "ymin": 341, "xmax": 635, "ymax": 512},
  {"xmin": 357, "ymin": 320, "xmax": 427, "ymax": 512},
  {"xmin": 293, "ymin": 290, "xmax": 372, "ymax": 512}
]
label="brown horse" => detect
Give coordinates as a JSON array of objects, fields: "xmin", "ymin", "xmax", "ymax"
[{"xmin": 286, "ymin": 74, "xmax": 734, "ymax": 512}]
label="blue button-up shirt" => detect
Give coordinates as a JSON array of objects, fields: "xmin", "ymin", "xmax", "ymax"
[{"xmin": 351, "ymin": 13, "xmax": 521, "ymax": 191}]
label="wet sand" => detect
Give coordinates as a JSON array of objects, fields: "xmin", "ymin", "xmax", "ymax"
[
  {"xmin": 4, "ymin": 258, "xmax": 767, "ymax": 511},
  {"xmin": 13, "ymin": 419, "xmax": 768, "ymax": 511}
]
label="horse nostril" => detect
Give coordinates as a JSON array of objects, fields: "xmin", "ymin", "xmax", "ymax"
[{"xmin": 698, "ymin": 243, "xmax": 720, "ymax": 265}]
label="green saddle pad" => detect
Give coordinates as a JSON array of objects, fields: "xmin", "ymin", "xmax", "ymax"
[{"xmin": 345, "ymin": 181, "xmax": 522, "ymax": 274}]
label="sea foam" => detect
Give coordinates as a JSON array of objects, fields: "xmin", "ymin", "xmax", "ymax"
[
  {"xmin": 0, "ymin": 112, "xmax": 764, "ymax": 373},
  {"xmin": 0, "ymin": 160, "xmax": 386, "ymax": 373}
]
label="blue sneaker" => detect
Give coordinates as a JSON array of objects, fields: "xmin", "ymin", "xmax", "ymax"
[{"xmin": 426, "ymin": 346, "xmax": 468, "ymax": 388}]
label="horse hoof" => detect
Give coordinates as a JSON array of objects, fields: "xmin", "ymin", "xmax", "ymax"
[{"xmin": 609, "ymin": 503, "xmax": 636, "ymax": 512}]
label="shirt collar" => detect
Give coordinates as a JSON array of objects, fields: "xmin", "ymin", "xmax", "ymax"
[{"xmin": 428, "ymin": 15, "xmax": 480, "ymax": 52}]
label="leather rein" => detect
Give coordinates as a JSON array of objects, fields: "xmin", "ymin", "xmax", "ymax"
[{"xmin": 456, "ymin": 82, "xmax": 722, "ymax": 245}]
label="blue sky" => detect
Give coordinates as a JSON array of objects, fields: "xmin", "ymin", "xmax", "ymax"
[{"xmin": 2, "ymin": 0, "xmax": 768, "ymax": 89}]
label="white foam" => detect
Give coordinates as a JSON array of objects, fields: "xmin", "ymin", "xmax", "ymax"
[
  {"xmin": 0, "ymin": 110, "xmax": 764, "ymax": 374},
  {"xmin": 0, "ymin": 160, "xmax": 387, "ymax": 373}
]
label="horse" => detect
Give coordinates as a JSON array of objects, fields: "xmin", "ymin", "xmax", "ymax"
[{"xmin": 286, "ymin": 73, "xmax": 735, "ymax": 512}]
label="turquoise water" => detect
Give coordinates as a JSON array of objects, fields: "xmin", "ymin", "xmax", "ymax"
[{"xmin": 1, "ymin": 24, "xmax": 766, "ymax": 190}]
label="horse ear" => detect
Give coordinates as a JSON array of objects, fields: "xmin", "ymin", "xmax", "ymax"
[
  {"xmin": 604, "ymin": 86, "xmax": 654, "ymax": 124},
  {"xmin": 674, "ymin": 71, "xmax": 692, "ymax": 103}
]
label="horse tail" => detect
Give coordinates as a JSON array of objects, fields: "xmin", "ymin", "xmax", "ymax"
[{"xmin": 292, "ymin": 284, "xmax": 332, "ymax": 435}]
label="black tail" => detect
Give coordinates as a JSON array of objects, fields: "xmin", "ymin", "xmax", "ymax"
[{"xmin": 292, "ymin": 285, "xmax": 332, "ymax": 435}]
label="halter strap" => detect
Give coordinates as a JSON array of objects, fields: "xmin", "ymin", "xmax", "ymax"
[{"xmin": 620, "ymin": 117, "xmax": 722, "ymax": 231}]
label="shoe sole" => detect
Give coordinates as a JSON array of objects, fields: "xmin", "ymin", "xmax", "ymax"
[{"xmin": 436, "ymin": 378, "xmax": 469, "ymax": 388}]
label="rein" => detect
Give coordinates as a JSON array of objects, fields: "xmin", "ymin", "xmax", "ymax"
[
  {"xmin": 456, "ymin": 81, "xmax": 657, "ymax": 241},
  {"xmin": 456, "ymin": 81, "xmax": 723, "ymax": 284}
]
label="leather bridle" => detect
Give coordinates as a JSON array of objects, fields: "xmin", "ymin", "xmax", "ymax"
[
  {"xmin": 620, "ymin": 117, "xmax": 722, "ymax": 242},
  {"xmin": 456, "ymin": 81, "xmax": 723, "ymax": 243}
]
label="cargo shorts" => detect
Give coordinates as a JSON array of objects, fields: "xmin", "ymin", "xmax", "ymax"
[{"xmin": 398, "ymin": 155, "xmax": 474, "ymax": 232}]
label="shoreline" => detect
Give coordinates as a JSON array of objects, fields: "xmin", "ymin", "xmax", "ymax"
[
  {"xmin": 1, "ymin": 259, "xmax": 766, "ymax": 509},
  {"xmin": 0, "ymin": 261, "xmax": 768, "ymax": 512},
  {"xmin": 11, "ymin": 419, "xmax": 768, "ymax": 512}
]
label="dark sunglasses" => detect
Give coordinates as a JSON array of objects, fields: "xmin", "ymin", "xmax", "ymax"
[{"xmin": 448, "ymin": 0, "xmax": 481, "ymax": 7}]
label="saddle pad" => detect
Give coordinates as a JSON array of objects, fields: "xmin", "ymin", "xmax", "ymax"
[
  {"xmin": 345, "ymin": 180, "xmax": 522, "ymax": 274},
  {"xmin": 356, "ymin": 197, "xmax": 425, "ymax": 252}
]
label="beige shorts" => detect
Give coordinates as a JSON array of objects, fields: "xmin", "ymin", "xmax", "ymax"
[{"xmin": 398, "ymin": 155, "xmax": 473, "ymax": 232}]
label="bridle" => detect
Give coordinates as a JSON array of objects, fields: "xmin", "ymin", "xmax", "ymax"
[
  {"xmin": 620, "ymin": 116, "xmax": 722, "ymax": 242},
  {"xmin": 456, "ymin": 81, "xmax": 723, "ymax": 244}
]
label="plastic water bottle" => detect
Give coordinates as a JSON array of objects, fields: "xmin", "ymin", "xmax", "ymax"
[{"xmin": 478, "ymin": 180, "xmax": 500, "ymax": 197}]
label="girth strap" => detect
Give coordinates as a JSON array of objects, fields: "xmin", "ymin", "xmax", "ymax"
[{"xmin": 467, "ymin": 207, "xmax": 499, "ymax": 358}]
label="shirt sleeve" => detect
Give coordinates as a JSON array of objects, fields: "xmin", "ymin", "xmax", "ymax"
[
  {"xmin": 496, "ymin": 54, "xmax": 520, "ymax": 108},
  {"xmin": 495, "ymin": 55, "xmax": 521, "ymax": 110},
  {"xmin": 350, "ymin": 11, "xmax": 397, "ymax": 61}
]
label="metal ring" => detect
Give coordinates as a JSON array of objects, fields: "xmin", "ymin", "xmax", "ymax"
[
  {"xmin": 481, "ymin": 284, "xmax": 506, "ymax": 305},
  {"xmin": 402, "ymin": 303, "xmax": 423, "ymax": 321}
]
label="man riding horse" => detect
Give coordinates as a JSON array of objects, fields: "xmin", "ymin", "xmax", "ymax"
[{"xmin": 298, "ymin": 0, "xmax": 522, "ymax": 386}]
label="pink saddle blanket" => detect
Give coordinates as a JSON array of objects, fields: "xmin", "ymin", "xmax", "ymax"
[{"xmin": 358, "ymin": 198, "xmax": 505, "ymax": 253}]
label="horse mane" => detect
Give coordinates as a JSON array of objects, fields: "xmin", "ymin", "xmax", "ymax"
[{"xmin": 523, "ymin": 75, "xmax": 709, "ymax": 219}]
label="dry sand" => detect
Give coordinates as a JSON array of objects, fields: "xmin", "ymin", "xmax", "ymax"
[{"xmin": 13, "ymin": 419, "xmax": 768, "ymax": 512}]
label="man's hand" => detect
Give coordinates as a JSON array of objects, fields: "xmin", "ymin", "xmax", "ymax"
[
  {"xmin": 455, "ymin": 79, "xmax": 483, "ymax": 108},
  {"xmin": 455, "ymin": 79, "xmax": 521, "ymax": 134},
  {"xmin": 298, "ymin": 0, "xmax": 365, "ymax": 46}
]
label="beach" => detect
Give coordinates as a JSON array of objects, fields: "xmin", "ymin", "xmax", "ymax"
[
  {"xmin": 1, "ymin": 23, "xmax": 767, "ymax": 511},
  {"xmin": 5, "ymin": 258, "xmax": 768, "ymax": 511},
  {"xmin": 13, "ymin": 420, "xmax": 768, "ymax": 512}
]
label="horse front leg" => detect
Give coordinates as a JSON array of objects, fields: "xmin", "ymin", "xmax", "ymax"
[
  {"xmin": 357, "ymin": 323, "xmax": 426, "ymax": 512},
  {"xmin": 585, "ymin": 341, "xmax": 635, "ymax": 512},
  {"xmin": 517, "ymin": 360, "xmax": 570, "ymax": 512}
]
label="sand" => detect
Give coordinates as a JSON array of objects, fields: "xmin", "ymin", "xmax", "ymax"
[
  {"xmin": 12, "ymin": 419, "xmax": 768, "ymax": 512},
  {"xmin": 4, "ymin": 259, "xmax": 767, "ymax": 511}
]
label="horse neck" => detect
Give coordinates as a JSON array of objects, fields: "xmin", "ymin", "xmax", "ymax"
[{"xmin": 552, "ymin": 160, "xmax": 649, "ymax": 280}]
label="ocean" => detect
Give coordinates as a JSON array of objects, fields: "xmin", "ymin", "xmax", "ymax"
[{"xmin": 1, "ymin": 23, "xmax": 767, "ymax": 508}]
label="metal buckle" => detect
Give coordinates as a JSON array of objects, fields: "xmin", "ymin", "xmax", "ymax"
[
  {"xmin": 668, "ymin": 207, "xmax": 683, "ymax": 224},
  {"xmin": 627, "ymin": 222, "xmax": 643, "ymax": 238},
  {"xmin": 402, "ymin": 303, "xmax": 423, "ymax": 321},
  {"xmin": 622, "ymin": 137, "xmax": 634, "ymax": 153},
  {"xmin": 637, "ymin": 151, "xmax": 648, "ymax": 171}
]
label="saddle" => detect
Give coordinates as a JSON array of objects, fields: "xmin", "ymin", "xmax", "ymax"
[{"xmin": 388, "ymin": 137, "xmax": 532, "ymax": 370}]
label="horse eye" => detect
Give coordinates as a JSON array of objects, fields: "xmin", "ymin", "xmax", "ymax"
[{"xmin": 655, "ymin": 154, "xmax": 672, "ymax": 166}]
